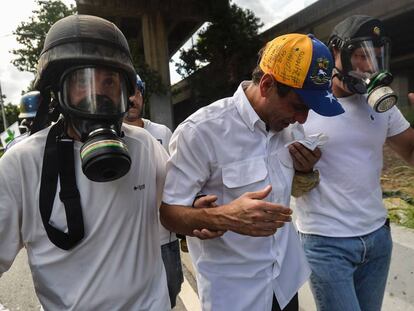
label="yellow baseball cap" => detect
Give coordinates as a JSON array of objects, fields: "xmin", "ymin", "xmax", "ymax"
[{"xmin": 260, "ymin": 33, "xmax": 344, "ymax": 117}]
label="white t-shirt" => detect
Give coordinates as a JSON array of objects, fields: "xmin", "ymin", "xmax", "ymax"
[
  {"xmin": 295, "ymin": 94, "xmax": 410, "ymax": 237},
  {"xmin": 142, "ymin": 118, "xmax": 176, "ymax": 245},
  {"xmin": 163, "ymin": 82, "xmax": 310, "ymax": 310},
  {"xmin": 0, "ymin": 124, "xmax": 170, "ymax": 311},
  {"xmin": 5, "ymin": 132, "xmax": 28, "ymax": 151},
  {"xmin": 143, "ymin": 118, "xmax": 172, "ymax": 150}
]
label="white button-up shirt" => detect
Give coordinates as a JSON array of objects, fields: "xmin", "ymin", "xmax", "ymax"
[{"xmin": 163, "ymin": 82, "xmax": 310, "ymax": 311}]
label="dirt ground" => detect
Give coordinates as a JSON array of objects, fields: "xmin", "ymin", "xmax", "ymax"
[{"xmin": 382, "ymin": 144, "xmax": 414, "ymax": 228}]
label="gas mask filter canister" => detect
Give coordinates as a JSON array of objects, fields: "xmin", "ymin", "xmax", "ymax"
[
  {"xmin": 365, "ymin": 71, "xmax": 397, "ymax": 112},
  {"xmin": 80, "ymin": 126, "xmax": 131, "ymax": 182},
  {"xmin": 346, "ymin": 70, "xmax": 397, "ymax": 113}
]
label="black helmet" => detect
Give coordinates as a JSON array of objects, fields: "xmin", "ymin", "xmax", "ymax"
[
  {"xmin": 327, "ymin": 15, "xmax": 390, "ymax": 76},
  {"xmin": 328, "ymin": 15, "xmax": 386, "ymax": 49},
  {"xmin": 34, "ymin": 14, "xmax": 136, "ymax": 96}
]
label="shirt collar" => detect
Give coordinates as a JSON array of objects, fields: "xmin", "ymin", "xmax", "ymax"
[{"xmin": 234, "ymin": 81, "xmax": 265, "ymax": 132}]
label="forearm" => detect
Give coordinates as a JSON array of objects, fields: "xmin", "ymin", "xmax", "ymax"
[
  {"xmin": 389, "ymin": 141, "xmax": 414, "ymax": 166},
  {"xmin": 160, "ymin": 202, "xmax": 227, "ymax": 236},
  {"xmin": 404, "ymin": 145, "xmax": 414, "ymax": 166},
  {"xmin": 387, "ymin": 128, "xmax": 414, "ymax": 166}
]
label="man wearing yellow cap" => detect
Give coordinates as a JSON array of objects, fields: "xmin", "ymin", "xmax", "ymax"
[{"xmin": 161, "ymin": 33, "xmax": 344, "ymax": 311}]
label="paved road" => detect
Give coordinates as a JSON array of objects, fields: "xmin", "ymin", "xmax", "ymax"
[{"xmin": 1, "ymin": 223, "xmax": 413, "ymax": 310}]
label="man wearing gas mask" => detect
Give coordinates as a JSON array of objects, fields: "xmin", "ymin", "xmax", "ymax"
[
  {"xmin": 0, "ymin": 15, "xmax": 170, "ymax": 310},
  {"xmin": 295, "ymin": 15, "xmax": 414, "ymax": 311}
]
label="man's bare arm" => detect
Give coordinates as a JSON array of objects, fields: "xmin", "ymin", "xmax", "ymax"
[{"xmin": 160, "ymin": 185, "xmax": 292, "ymax": 238}]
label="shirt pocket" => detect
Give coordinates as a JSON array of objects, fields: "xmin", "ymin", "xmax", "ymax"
[
  {"xmin": 222, "ymin": 158, "xmax": 268, "ymax": 203},
  {"xmin": 277, "ymin": 146, "xmax": 294, "ymax": 170},
  {"xmin": 274, "ymin": 147, "xmax": 294, "ymax": 184},
  {"xmin": 267, "ymin": 148, "xmax": 294, "ymax": 202}
]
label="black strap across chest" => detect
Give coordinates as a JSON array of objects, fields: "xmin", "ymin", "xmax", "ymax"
[{"xmin": 39, "ymin": 120, "xmax": 84, "ymax": 250}]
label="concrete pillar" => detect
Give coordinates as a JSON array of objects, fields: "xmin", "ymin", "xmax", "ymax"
[{"xmin": 141, "ymin": 12, "xmax": 174, "ymax": 129}]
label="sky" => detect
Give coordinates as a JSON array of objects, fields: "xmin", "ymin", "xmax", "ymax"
[{"xmin": 0, "ymin": 0, "xmax": 317, "ymax": 106}]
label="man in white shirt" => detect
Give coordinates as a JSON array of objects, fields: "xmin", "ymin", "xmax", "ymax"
[
  {"xmin": 295, "ymin": 15, "xmax": 414, "ymax": 311},
  {"xmin": 161, "ymin": 33, "xmax": 344, "ymax": 311},
  {"xmin": 124, "ymin": 74, "xmax": 183, "ymax": 308},
  {"xmin": 0, "ymin": 15, "xmax": 170, "ymax": 310}
]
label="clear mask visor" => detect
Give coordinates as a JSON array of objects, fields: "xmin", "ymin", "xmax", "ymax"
[
  {"xmin": 62, "ymin": 67, "xmax": 129, "ymax": 116},
  {"xmin": 348, "ymin": 39, "xmax": 390, "ymax": 80}
]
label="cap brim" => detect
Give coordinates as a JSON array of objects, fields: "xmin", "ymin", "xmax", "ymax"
[{"xmin": 293, "ymin": 89, "xmax": 344, "ymax": 117}]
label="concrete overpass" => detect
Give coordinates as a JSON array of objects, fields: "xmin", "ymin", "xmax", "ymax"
[
  {"xmin": 75, "ymin": 0, "xmax": 229, "ymax": 129},
  {"xmin": 172, "ymin": 0, "xmax": 414, "ymax": 127}
]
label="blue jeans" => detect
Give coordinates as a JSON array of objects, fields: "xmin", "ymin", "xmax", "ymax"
[
  {"xmin": 300, "ymin": 223, "xmax": 392, "ymax": 311},
  {"xmin": 161, "ymin": 239, "xmax": 184, "ymax": 308}
]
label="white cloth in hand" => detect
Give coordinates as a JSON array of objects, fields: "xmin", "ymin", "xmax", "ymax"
[{"xmin": 284, "ymin": 123, "xmax": 328, "ymax": 151}]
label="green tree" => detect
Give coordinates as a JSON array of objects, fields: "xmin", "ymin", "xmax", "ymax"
[
  {"xmin": 0, "ymin": 100, "xmax": 20, "ymax": 133},
  {"xmin": 175, "ymin": 2, "xmax": 263, "ymax": 104},
  {"xmin": 11, "ymin": 0, "xmax": 76, "ymax": 74}
]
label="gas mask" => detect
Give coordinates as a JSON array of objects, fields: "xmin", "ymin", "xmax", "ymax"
[
  {"xmin": 59, "ymin": 66, "xmax": 131, "ymax": 182},
  {"xmin": 335, "ymin": 37, "xmax": 397, "ymax": 112}
]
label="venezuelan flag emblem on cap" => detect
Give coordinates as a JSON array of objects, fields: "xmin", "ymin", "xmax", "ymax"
[{"xmin": 259, "ymin": 33, "xmax": 344, "ymax": 117}]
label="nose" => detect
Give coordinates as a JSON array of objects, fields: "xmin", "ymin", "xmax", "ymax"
[
  {"xmin": 295, "ymin": 110, "xmax": 309, "ymax": 124},
  {"xmin": 129, "ymin": 95, "xmax": 137, "ymax": 107}
]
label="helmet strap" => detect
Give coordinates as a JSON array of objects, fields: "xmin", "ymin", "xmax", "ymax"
[{"xmin": 332, "ymin": 67, "xmax": 344, "ymax": 81}]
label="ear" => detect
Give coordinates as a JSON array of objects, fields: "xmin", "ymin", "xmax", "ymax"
[{"xmin": 259, "ymin": 73, "xmax": 275, "ymax": 98}]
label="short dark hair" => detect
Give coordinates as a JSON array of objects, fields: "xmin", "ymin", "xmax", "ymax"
[
  {"xmin": 252, "ymin": 46, "xmax": 292, "ymax": 97},
  {"xmin": 251, "ymin": 65, "xmax": 264, "ymax": 85}
]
